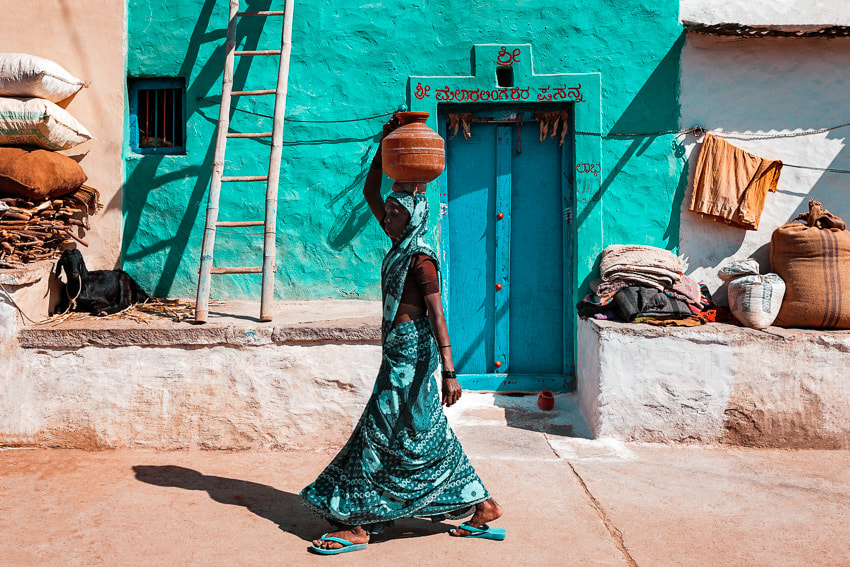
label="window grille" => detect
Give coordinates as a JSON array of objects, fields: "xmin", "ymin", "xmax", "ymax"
[{"xmin": 128, "ymin": 78, "xmax": 186, "ymax": 155}]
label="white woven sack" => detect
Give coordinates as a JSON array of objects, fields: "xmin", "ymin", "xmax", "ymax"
[
  {"xmin": 0, "ymin": 97, "xmax": 92, "ymax": 151},
  {"xmin": 0, "ymin": 53, "xmax": 88, "ymax": 102},
  {"xmin": 728, "ymin": 274, "xmax": 786, "ymax": 330}
]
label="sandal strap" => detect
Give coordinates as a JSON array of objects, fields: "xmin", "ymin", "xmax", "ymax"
[
  {"xmin": 460, "ymin": 522, "xmax": 490, "ymax": 533},
  {"xmin": 320, "ymin": 534, "xmax": 354, "ymax": 546}
]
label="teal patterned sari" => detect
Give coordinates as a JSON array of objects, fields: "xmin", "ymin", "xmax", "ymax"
[{"xmin": 301, "ymin": 191, "xmax": 490, "ymax": 532}]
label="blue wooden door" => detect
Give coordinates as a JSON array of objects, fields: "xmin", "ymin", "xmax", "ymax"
[{"xmin": 439, "ymin": 109, "xmax": 574, "ymax": 392}]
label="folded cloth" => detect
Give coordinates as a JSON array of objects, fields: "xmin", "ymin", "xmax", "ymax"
[
  {"xmin": 600, "ymin": 244, "xmax": 682, "ymax": 280},
  {"xmin": 592, "ymin": 279, "xmax": 631, "ymax": 303},
  {"xmin": 669, "ymin": 274, "xmax": 702, "ymax": 305},
  {"xmin": 645, "ymin": 315, "xmax": 708, "ymax": 327},
  {"xmin": 605, "ymin": 271, "xmax": 676, "ymax": 290},
  {"xmin": 689, "ymin": 133, "xmax": 782, "ymax": 230},
  {"xmin": 613, "ymin": 286, "xmax": 694, "ymax": 323}
]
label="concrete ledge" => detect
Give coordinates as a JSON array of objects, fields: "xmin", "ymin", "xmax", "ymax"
[
  {"xmin": 18, "ymin": 318, "xmax": 381, "ymax": 348},
  {"xmin": 15, "ymin": 299, "xmax": 382, "ymax": 348},
  {"xmin": 577, "ymin": 318, "xmax": 850, "ymax": 449}
]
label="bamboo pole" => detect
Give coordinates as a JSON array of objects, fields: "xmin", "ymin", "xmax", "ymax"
[
  {"xmin": 195, "ymin": 0, "xmax": 240, "ymax": 323},
  {"xmin": 260, "ymin": 0, "xmax": 295, "ymax": 322}
]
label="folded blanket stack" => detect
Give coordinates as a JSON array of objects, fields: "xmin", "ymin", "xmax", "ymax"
[
  {"xmin": 579, "ymin": 244, "xmax": 710, "ymax": 322},
  {"xmin": 600, "ymin": 244, "xmax": 683, "ymax": 290}
]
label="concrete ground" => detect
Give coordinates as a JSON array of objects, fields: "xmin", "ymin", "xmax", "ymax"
[{"xmin": 1, "ymin": 394, "xmax": 849, "ymax": 567}]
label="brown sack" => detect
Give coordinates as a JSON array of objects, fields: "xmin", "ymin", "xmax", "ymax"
[
  {"xmin": 771, "ymin": 199, "xmax": 850, "ymax": 329},
  {"xmin": 0, "ymin": 147, "xmax": 87, "ymax": 199}
]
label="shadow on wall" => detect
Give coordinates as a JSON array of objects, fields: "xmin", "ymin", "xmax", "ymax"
[
  {"xmin": 123, "ymin": 0, "xmax": 273, "ymax": 297},
  {"xmin": 123, "ymin": 0, "xmax": 384, "ymax": 296},
  {"xmin": 576, "ymin": 33, "xmax": 686, "ymax": 293}
]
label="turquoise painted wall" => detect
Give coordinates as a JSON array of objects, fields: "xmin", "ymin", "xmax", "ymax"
[{"xmin": 124, "ymin": 0, "xmax": 682, "ymax": 300}]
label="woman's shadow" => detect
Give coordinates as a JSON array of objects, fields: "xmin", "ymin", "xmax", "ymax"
[
  {"xmin": 132, "ymin": 465, "xmax": 322, "ymax": 542},
  {"xmin": 132, "ymin": 465, "xmax": 452, "ymax": 543}
]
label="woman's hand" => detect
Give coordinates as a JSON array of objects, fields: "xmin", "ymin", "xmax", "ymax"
[
  {"xmin": 381, "ymin": 114, "xmax": 401, "ymax": 141},
  {"xmin": 442, "ymin": 377, "xmax": 462, "ymax": 406}
]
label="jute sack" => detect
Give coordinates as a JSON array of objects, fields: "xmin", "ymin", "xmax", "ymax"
[
  {"xmin": 0, "ymin": 53, "xmax": 88, "ymax": 102},
  {"xmin": 0, "ymin": 147, "xmax": 87, "ymax": 199},
  {"xmin": 0, "ymin": 97, "xmax": 92, "ymax": 150},
  {"xmin": 771, "ymin": 199, "xmax": 850, "ymax": 329}
]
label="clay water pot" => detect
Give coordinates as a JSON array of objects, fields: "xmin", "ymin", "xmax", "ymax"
[
  {"xmin": 537, "ymin": 390, "xmax": 555, "ymax": 411},
  {"xmin": 382, "ymin": 111, "xmax": 445, "ymax": 183}
]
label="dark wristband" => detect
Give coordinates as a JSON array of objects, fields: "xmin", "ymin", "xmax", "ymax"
[{"xmin": 441, "ymin": 370, "xmax": 457, "ymax": 381}]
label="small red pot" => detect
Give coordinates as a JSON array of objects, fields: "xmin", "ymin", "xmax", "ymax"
[{"xmin": 537, "ymin": 389, "xmax": 555, "ymax": 411}]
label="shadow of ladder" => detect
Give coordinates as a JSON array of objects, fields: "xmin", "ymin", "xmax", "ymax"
[{"xmin": 195, "ymin": 0, "xmax": 295, "ymax": 323}]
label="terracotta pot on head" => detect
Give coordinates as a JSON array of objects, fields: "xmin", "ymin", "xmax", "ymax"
[{"xmin": 382, "ymin": 111, "xmax": 445, "ymax": 186}]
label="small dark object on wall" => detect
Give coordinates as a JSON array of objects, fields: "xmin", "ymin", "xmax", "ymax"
[{"xmin": 53, "ymin": 248, "xmax": 150, "ymax": 316}]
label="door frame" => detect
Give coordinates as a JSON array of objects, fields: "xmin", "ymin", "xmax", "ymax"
[
  {"xmin": 407, "ymin": 44, "xmax": 602, "ymax": 392},
  {"xmin": 438, "ymin": 109, "xmax": 573, "ymax": 392}
]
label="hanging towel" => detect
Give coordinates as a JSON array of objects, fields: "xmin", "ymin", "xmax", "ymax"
[{"xmin": 689, "ymin": 133, "xmax": 782, "ymax": 230}]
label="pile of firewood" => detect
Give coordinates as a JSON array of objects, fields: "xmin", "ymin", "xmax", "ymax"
[{"xmin": 0, "ymin": 196, "xmax": 90, "ymax": 269}]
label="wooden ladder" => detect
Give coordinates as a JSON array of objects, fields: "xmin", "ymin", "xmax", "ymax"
[{"xmin": 195, "ymin": 0, "xmax": 295, "ymax": 323}]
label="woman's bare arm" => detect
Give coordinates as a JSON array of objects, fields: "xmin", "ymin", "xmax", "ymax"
[
  {"xmin": 363, "ymin": 152, "xmax": 385, "ymax": 222},
  {"xmin": 424, "ymin": 291, "xmax": 461, "ymax": 406},
  {"xmin": 363, "ymin": 115, "xmax": 401, "ymax": 222}
]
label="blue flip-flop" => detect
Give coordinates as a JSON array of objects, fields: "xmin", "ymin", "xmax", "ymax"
[
  {"xmin": 309, "ymin": 533, "xmax": 369, "ymax": 555},
  {"xmin": 455, "ymin": 522, "xmax": 506, "ymax": 541}
]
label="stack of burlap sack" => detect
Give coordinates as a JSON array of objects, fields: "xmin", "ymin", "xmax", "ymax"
[
  {"xmin": 0, "ymin": 53, "xmax": 92, "ymax": 199},
  {"xmin": 0, "ymin": 54, "xmax": 95, "ymax": 267}
]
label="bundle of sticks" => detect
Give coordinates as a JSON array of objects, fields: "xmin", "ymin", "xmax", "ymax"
[{"xmin": 0, "ymin": 195, "xmax": 91, "ymax": 269}]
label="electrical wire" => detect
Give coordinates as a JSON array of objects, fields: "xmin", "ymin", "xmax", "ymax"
[
  {"xmin": 199, "ymin": 97, "xmax": 850, "ymax": 174},
  {"xmin": 199, "ymin": 97, "xmax": 394, "ymax": 122}
]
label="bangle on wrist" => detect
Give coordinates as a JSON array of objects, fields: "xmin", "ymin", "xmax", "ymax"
[
  {"xmin": 441, "ymin": 370, "xmax": 456, "ymax": 381},
  {"xmin": 439, "ymin": 344, "xmax": 451, "ymax": 349}
]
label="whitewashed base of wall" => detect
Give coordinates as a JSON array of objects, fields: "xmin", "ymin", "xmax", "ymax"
[
  {"xmin": 0, "ymin": 341, "xmax": 381, "ymax": 450},
  {"xmin": 578, "ymin": 319, "xmax": 850, "ymax": 449}
]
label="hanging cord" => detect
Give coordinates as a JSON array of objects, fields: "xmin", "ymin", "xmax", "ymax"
[
  {"xmin": 573, "ymin": 121, "xmax": 850, "ymax": 140},
  {"xmin": 61, "ymin": 273, "xmax": 82, "ymax": 315}
]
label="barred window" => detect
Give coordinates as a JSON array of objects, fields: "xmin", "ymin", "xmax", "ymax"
[{"xmin": 128, "ymin": 78, "xmax": 185, "ymax": 155}]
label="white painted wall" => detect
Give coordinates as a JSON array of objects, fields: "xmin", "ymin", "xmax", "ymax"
[
  {"xmin": 0, "ymin": 341, "xmax": 381, "ymax": 450},
  {"xmin": 678, "ymin": 34, "xmax": 850, "ymax": 301},
  {"xmin": 577, "ymin": 319, "xmax": 850, "ymax": 448},
  {"xmin": 680, "ymin": 0, "xmax": 850, "ymax": 25}
]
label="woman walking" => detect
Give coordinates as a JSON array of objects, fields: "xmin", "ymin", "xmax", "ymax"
[{"xmin": 301, "ymin": 117, "xmax": 504, "ymax": 554}]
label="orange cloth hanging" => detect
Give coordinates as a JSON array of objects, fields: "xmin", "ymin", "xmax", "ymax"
[{"xmin": 689, "ymin": 133, "xmax": 783, "ymax": 230}]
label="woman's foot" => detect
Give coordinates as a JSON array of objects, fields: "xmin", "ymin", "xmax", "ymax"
[
  {"xmin": 450, "ymin": 499, "xmax": 504, "ymax": 536},
  {"xmin": 311, "ymin": 526, "xmax": 370, "ymax": 550}
]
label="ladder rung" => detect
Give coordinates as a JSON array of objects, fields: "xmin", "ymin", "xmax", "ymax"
[
  {"xmin": 220, "ymin": 176, "xmax": 268, "ymax": 182},
  {"xmin": 216, "ymin": 220, "xmax": 265, "ymax": 227},
  {"xmin": 235, "ymin": 50, "xmax": 281, "ymax": 56},
  {"xmin": 211, "ymin": 266, "xmax": 263, "ymax": 274},
  {"xmin": 231, "ymin": 89, "xmax": 276, "ymax": 96},
  {"xmin": 237, "ymin": 11, "xmax": 286, "ymax": 16},
  {"xmin": 227, "ymin": 132, "xmax": 273, "ymax": 139}
]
